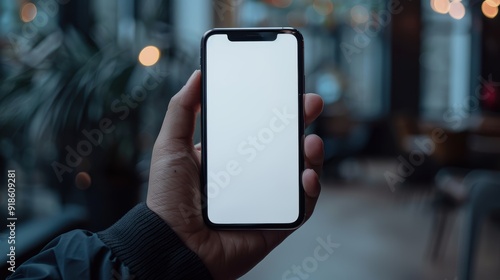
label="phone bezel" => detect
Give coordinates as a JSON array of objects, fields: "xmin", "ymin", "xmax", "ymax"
[{"xmin": 200, "ymin": 28, "xmax": 305, "ymax": 229}]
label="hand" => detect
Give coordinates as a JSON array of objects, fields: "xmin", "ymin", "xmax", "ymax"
[{"xmin": 146, "ymin": 70, "xmax": 324, "ymax": 280}]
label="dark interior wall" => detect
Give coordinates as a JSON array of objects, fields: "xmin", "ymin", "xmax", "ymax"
[
  {"xmin": 481, "ymin": 6, "xmax": 500, "ymax": 113},
  {"xmin": 390, "ymin": 0, "xmax": 421, "ymax": 116},
  {"xmin": 59, "ymin": 0, "xmax": 93, "ymax": 35}
]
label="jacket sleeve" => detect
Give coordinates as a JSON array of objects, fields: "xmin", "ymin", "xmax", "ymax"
[{"xmin": 8, "ymin": 203, "xmax": 213, "ymax": 280}]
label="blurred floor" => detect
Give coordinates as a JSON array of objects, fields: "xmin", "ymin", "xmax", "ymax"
[{"xmin": 241, "ymin": 180, "xmax": 500, "ymax": 280}]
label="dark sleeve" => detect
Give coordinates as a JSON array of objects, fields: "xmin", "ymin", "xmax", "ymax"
[
  {"xmin": 98, "ymin": 203, "xmax": 213, "ymax": 280},
  {"xmin": 8, "ymin": 203, "xmax": 213, "ymax": 280}
]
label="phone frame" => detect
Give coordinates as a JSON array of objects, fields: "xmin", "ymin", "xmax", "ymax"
[{"xmin": 200, "ymin": 27, "xmax": 305, "ymax": 229}]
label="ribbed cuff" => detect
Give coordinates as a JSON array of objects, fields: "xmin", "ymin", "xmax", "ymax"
[{"xmin": 98, "ymin": 203, "xmax": 213, "ymax": 280}]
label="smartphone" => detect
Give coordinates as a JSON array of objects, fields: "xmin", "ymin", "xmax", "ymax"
[{"xmin": 201, "ymin": 28, "xmax": 304, "ymax": 229}]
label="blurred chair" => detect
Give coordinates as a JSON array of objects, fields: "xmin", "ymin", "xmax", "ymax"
[
  {"xmin": 429, "ymin": 167, "xmax": 470, "ymax": 260},
  {"xmin": 458, "ymin": 170, "xmax": 500, "ymax": 280},
  {"xmin": 429, "ymin": 169, "xmax": 500, "ymax": 280}
]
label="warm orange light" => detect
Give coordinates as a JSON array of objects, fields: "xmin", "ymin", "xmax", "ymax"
[
  {"xmin": 433, "ymin": 0, "xmax": 451, "ymax": 14},
  {"xmin": 482, "ymin": 1, "xmax": 499, "ymax": 18},
  {"xmin": 485, "ymin": 0, "xmax": 500, "ymax": 7},
  {"xmin": 138, "ymin": 46, "xmax": 161, "ymax": 67},
  {"xmin": 449, "ymin": 0, "xmax": 466, "ymax": 20},
  {"xmin": 75, "ymin": 172, "xmax": 91, "ymax": 190},
  {"xmin": 21, "ymin": 3, "xmax": 37, "ymax": 23},
  {"xmin": 313, "ymin": 0, "xmax": 334, "ymax": 16}
]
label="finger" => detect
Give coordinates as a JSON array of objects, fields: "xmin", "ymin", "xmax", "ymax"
[
  {"xmin": 304, "ymin": 134, "xmax": 324, "ymax": 178},
  {"xmin": 304, "ymin": 93, "xmax": 324, "ymax": 128},
  {"xmin": 303, "ymin": 168, "xmax": 321, "ymax": 221},
  {"xmin": 158, "ymin": 70, "xmax": 201, "ymax": 144}
]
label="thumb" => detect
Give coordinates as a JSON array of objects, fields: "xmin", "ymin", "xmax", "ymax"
[{"xmin": 158, "ymin": 70, "xmax": 201, "ymax": 145}]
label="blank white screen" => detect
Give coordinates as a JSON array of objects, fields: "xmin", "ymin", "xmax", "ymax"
[{"xmin": 206, "ymin": 33, "xmax": 300, "ymax": 224}]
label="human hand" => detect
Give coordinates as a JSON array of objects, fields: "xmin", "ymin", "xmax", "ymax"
[{"xmin": 146, "ymin": 70, "xmax": 324, "ymax": 280}]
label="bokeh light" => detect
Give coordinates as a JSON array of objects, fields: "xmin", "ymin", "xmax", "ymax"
[
  {"xmin": 351, "ymin": 5, "xmax": 370, "ymax": 24},
  {"xmin": 75, "ymin": 172, "xmax": 92, "ymax": 190},
  {"xmin": 486, "ymin": 0, "xmax": 500, "ymax": 7},
  {"xmin": 316, "ymin": 73, "xmax": 341, "ymax": 104},
  {"xmin": 482, "ymin": 1, "xmax": 499, "ymax": 18},
  {"xmin": 432, "ymin": 0, "xmax": 451, "ymax": 14},
  {"xmin": 21, "ymin": 3, "xmax": 37, "ymax": 23},
  {"xmin": 313, "ymin": 0, "xmax": 334, "ymax": 16},
  {"xmin": 449, "ymin": 0, "xmax": 466, "ymax": 20},
  {"xmin": 138, "ymin": 46, "xmax": 161, "ymax": 67}
]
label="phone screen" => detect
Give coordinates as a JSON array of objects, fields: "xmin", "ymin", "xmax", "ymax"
[{"xmin": 202, "ymin": 29, "xmax": 304, "ymax": 228}]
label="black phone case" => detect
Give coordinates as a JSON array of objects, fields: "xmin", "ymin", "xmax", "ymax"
[{"xmin": 200, "ymin": 27, "xmax": 305, "ymax": 229}]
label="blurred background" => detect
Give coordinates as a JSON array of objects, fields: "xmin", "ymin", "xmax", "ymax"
[{"xmin": 1, "ymin": 0, "xmax": 499, "ymax": 279}]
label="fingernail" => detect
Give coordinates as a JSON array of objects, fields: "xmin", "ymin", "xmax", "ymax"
[{"xmin": 186, "ymin": 70, "xmax": 200, "ymax": 85}]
